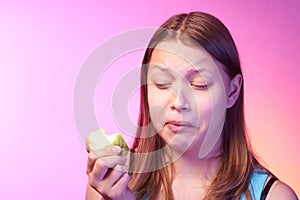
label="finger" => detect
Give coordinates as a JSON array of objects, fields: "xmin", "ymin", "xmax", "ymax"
[
  {"xmin": 94, "ymin": 170, "xmax": 131, "ymax": 200},
  {"xmin": 92, "ymin": 145, "xmax": 122, "ymax": 158},
  {"xmin": 89, "ymin": 159, "xmax": 109, "ymax": 183},
  {"xmin": 113, "ymin": 163, "xmax": 128, "ymax": 173},
  {"xmin": 90, "ymin": 156, "xmax": 127, "ymax": 180},
  {"xmin": 101, "ymin": 165, "xmax": 128, "ymax": 187},
  {"xmin": 86, "ymin": 152, "xmax": 96, "ymax": 175},
  {"xmin": 89, "ymin": 164, "xmax": 126, "ymax": 196},
  {"xmin": 111, "ymin": 173, "xmax": 131, "ymax": 191},
  {"xmin": 86, "ymin": 146, "xmax": 122, "ymax": 175}
]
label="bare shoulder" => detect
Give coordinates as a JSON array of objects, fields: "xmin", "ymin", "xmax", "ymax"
[{"xmin": 266, "ymin": 180, "xmax": 298, "ymax": 200}]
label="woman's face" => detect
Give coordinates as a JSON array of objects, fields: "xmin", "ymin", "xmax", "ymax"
[{"xmin": 147, "ymin": 41, "xmax": 230, "ymax": 158}]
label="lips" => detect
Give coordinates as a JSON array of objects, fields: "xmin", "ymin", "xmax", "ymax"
[{"xmin": 165, "ymin": 120, "xmax": 194, "ymax": 133}]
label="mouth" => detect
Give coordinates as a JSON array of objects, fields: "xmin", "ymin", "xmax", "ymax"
[{"xmin": 165, "ymin": 120, "xmax": 195, "ymax": 133}]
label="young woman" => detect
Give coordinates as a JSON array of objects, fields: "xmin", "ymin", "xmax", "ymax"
[{"xmin": 85, "ymin": 12, "xmax": 298, "ymax": 200}]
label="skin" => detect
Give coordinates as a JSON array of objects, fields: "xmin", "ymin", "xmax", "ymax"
[
  {"xmin": 85, "ymin": 41, "xmax": 298, "ymax": 200},
  {"xmin": 147, "ymin": 41, "xmax": 232, "ymax": 158},
  {"xmin": 85, "ymin": 146, "xmax": 133, "ymax": 200},
  {"xmin": 147, "ymin": 41, "xmax": 238, "ymax": 199},
  {"xmin": 265, "ymin": 176, "xmax": 299, "ymax": 200}
]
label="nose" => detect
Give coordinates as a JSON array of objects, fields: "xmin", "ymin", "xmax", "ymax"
[{"xmin": 170, "ymin": 83, "xmax": 190, "ymax": 112}]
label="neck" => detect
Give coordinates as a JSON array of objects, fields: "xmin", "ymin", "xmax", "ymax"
[
  {"xmin": 170, "ymin": 138, "xmax": 223, "ymax": 186},
  {"xmin": 176, "ymin": 153, "xmax": 221, "ymax": 182}
]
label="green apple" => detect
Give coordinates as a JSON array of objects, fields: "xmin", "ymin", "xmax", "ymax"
[
  {"xmin": 86, "ymin": 128, "xmax": 129, "ymax": 156},
  {"xmin": 105, "ymin": 133, "xmax": 129, "ymax": 156}
]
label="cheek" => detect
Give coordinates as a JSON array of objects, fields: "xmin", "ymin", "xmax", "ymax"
[
  {"xmin": 197, "ymin": 85, "xmax": 227, "ymax": 158},
  {"xmin": 147, "ymin": 87, "xmax": 169, "ymax": 110},
  {"xmin": 147, "ymin": 87, "xmax": 168, "ymax": 131},
  {"xmin": 205, "ymin": 86, "xmax": 227, "ymax": 120},
  {"xmin": 195, "ymin": 94, "xmax": 211, "ymax": 111},
  {"xmin": 194, "ymin": 86, "xmax": 227, "ymax": 129},
  {"xmin": 193, "ymin": 93, "xmax": 212, "ymax": 129}
]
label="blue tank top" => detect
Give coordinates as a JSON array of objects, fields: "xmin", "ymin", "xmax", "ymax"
[
  {"xmin": 240, "ymin": 171, "xmax": 269, "ymax": 200},
  {"xmin": 139, "ymin": 171, "xmax": 268, "ymax": 200}
]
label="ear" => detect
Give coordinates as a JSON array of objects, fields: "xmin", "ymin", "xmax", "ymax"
[{"xmin": 226, "ymin": 74, "xmax": 243, "ymax": 108}]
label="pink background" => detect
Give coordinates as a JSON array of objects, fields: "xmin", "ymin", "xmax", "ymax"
[{"xmin": 1, "ymin": 0, "xmax": 299, "ymax": 199}]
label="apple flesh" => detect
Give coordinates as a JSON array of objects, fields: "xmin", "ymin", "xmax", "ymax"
[{"xmin": 86, "ymin": 128, "xmax": 129, "ymax": 156}]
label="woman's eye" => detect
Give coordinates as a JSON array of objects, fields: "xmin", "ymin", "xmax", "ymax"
[
  {"xmin": 155, "ymin": 83, "xmax": 171, "ymax": 89},
  {"xmin": 190, "ymin": 83, "xmax": 208, "ymax": 90}
]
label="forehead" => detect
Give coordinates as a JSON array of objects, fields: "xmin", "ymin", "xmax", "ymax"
[
  {"xmin": 148, "ymin": 41, "xmax": 231, "ymax": 89},
  {"xmin": 149, "ymin": 41, "xmax": 217, "ymax": 73}
]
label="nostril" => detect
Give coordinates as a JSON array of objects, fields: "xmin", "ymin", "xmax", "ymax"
[
  {"xmin": 170, "ymin": 96, "xmax": 189, "ymax": 111},
  {"xmin": 169, "ymin": 83, "xmax": 190, "ymax": 111}
]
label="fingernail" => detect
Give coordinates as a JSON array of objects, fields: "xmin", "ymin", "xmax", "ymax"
[{"xmin": 112, "ymin": 146, "xmax": 121, "ymax": 153}]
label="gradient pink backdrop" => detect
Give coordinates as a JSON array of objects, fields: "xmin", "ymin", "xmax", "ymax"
[{"xmin": 1, "ymin": 0, "xmax": 299, "ymax": 199}]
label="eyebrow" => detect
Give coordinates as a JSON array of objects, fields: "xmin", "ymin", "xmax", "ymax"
[
  {"xmin": 150, "ymin": 64, "xmax": 169, "ymax": 71},
  {"xmin": 150, "ymin": 64, "xmax": 210, "ymax": 76}
]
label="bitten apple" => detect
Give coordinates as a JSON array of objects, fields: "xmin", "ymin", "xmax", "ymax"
[{"xmin": 86, "ymin": 128, "xmax": 129, "ymax": 156}]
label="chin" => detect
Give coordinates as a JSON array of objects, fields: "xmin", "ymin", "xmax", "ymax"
[{"xmin": 163, "ymin": 135, "xmax": 197, "ymax": 153}]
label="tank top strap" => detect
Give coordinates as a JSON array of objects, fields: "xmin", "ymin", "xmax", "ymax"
[{"xmin": 240, "ymin": 171, "xmax": 269, "ymax": 200}]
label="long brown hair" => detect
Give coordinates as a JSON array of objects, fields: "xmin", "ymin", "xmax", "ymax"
[{"xmin": 129, "ymin": 11, "xmax": 268, "ymax": 200}]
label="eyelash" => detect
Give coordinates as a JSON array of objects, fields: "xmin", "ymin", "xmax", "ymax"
[
  {"xmin": 155, "ymin": 83, "xmax": 171, "ymax": 89},
  {"xmin": 190, "ymin": 84, "xmax": 208, "ymax": 90},
  {"xmin": 154, "ymin": 83, "xmax": 208, "ymax": 90}
]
